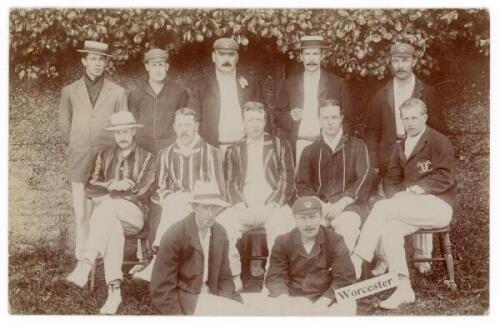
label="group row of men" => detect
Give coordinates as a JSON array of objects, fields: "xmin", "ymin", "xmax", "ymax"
[{"xmin": 61, "ymin": 35, "xmax": 456, "ymax": 315}]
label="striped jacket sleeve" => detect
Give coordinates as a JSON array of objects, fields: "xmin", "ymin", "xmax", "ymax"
[
  {"xmin": 85, "ymin": 151, "xmax": 110, "ymax": 198},
  {"xmin": 266, "ymin": 139, "xmax": 295, "ymax": 206},
  {"xmin": 344, "ymin": 139, "xmax": 372, "ymax": 202},
  {"xmin": 226, "ymin": 144, "xmax": 246, "ymax": 205},
  {"xmin": 152, "ymin": 147, "xmax": 174, "ymax": 205},
  {"xmin": 207, "ymin": 145, "xmax": 227, "ymax": 199},
  {"xmin": 130, "ymin": 151, "xmax": 155, "ymax": 204}
]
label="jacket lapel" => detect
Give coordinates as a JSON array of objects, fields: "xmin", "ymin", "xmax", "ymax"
[
  {"xmin": 187, "ymin": 215, "xmax": 203, "ymax": 254},
  {"xmin": 411, "ymin": 77, "xmax": 425, "ymax": 99},
  {"xmin": 318, "ymin": 69, "xmax": 328, "ymax": 99},
  {"xmin": 235, "ymin": 71, "xmax": 245, "ymax": 110},
  {"xmin": 385, "ymin": 79, "xmax": 396, "ymax": 114},
  {"xmin": 75, "ymin": 78, "xmax": 93, "ymax": 111},
  {"xmin": 94, "ymin": 78, "xmax": 113, "ymax": 110},
  {"xmin": 238, "ymin": 139, "xmax": 248, "ymax": 183},
  {"xmin": 406, "ymin": 127, "xmax": 430, "ymax": 162}
]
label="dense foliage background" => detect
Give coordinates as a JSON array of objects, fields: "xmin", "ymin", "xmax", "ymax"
[{"xmin": 10, "ymin": 8, "xmax": 489, "ymax": 80}]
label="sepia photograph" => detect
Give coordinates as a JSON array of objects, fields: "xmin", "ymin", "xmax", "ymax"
[{"xmin": 6, "ymin": 3, "xmax": 491, "ymax": 317}]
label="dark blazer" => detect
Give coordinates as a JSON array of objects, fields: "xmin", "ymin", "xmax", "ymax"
[
  {"xmin": 364, "ymin": 77, "xmax": 446, "ymax": 175},
  {"xmin": 265, "ymin": 226, "xmax": 356, "ymax": 303},
  {"xmin": 188, "ymin": 69, "xmax": 263, "ymax": 146},
  {"xmin": 151, "ymin": 213, "xmax": 242, "ymax": 315},
  {"xmin": 225, "ymin": 133, "xmax": 295, "ymax": 206},
  {"xmin": 383, "ymin": 127, "xmax": 456, "ymax": 210},
  {"xmin": 296, "ymin": 134, "xmax": 373, "ymax": 219},
  {"xmin": 275, "ymin": 69, "xmax": 353, "ymax": 157},
  {"xmin": 128, "ymin": 78, "xmax": 188, "ymax": 153}
]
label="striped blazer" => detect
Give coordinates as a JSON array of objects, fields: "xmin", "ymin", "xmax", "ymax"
[
  {"xmin": 296, "ymin": 134, "xmax": 373, "ymax": 219},
  {"xmin": 153, "ymin": 137, "xmax": 226, "ymax": 204},
  {"xmin": 85, "ymin": 143, "xmax": 156, "ymax": 213},
  {"xmin": 225, "ymin": 133, "xmax": 295, "ymax": 206}
]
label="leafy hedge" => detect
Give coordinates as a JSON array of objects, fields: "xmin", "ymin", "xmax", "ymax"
[{"xmin": 10, "ymin": 8, "xmax": 489, "ymax": 81}]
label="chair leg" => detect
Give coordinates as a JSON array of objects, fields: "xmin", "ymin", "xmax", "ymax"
[
  {"xmin": 443, "ymin": 232, "xmax": 457, "ymax": 291},
  {"xmin": 136, "ymin": 239, "xmax": 143, "ymax": 261},
  {"xmin": 89, "ymin": 263, "xmax": 97, "ymax": 291}
]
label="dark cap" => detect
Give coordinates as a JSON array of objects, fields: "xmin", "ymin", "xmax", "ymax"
[
  {"xmin": 292, "ymin": 196, "xmax": 322, "ymax": 215},
  {"xmin": 390, "ymin": 42, "xmax": 416, "ymax": 57},
  {"xmin": 213, "ymin": 38, "xmax": 239, "ymax": 52},
  {"xmin": 144, "ymin": 48, "xmax": 168, "ymax": 63},
  {"xmin": 300, "ymin": 35, "xmax": 328, "ymax": 49}
]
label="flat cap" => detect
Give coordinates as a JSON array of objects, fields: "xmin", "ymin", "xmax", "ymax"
[
  {"xmin": 213, "ymin": 38, "xmax": 239, "ymax": 51},
  {"xmin": 292, "ymin": 196, "xmax": 323, "ymax": 215},
  {"xmin": 300, "ymin": 35, "xmax": 328, "ymax": 49},
  {"xmin": 390, "ymin": 42, "xmax": 416, "ymax": 57},
  {"xmin": 144, "ymin": 48, "xmax": 168, "ymax": 62}
]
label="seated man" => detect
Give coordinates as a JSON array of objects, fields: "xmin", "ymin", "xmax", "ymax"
[
  {"xmin": 260, "ymin": 196, "xmax": 357, "ymax": 315},
  {"xmin": 296, "ymin": 99, "xmax": 372, "ymax": 252},
  {"xmin": 66, "ymin": 111, "xmax": 155, "ymax": 314},
  {"xmin": 132, "ymin": 107, "xmax": 226, "ymax": 282},
  {"xmin": 217, "ymin": 101, "xmax": 296, "ymax": 278},
  {"xmin": 351, "ymin": 98, "xmax": 456, "ymax": 309},
  {"xmin": 150, "ymin": 181, "xmax": 243, "ymax": 315}
]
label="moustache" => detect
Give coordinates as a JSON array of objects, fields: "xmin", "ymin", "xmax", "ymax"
[
  {"xmin": 306, "ymin": 62, "xmax": 318, "ymax": 66},
  {"xmin": 179, "ymin": 132, "xmax": 190, "ymax": 137},
  {"xmin": 396, "ymin": 69, "xmax": 407, "ymax": 73},
  {"xmin": 222, "ymin": 62, "xmax": 232, "ymax": 67}
]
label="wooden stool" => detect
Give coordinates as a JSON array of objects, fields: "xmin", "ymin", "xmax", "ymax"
[
  {"xmin": 237, "ymin": 227, "xmax": 268, "ymax": 280},
  {"xmin": 409, "ymin": 225, "xmax": 457, "ymax": 291}
]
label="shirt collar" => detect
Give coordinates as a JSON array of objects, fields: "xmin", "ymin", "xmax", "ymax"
[
  {"xmin": 406, "ymin": 125, "xmax": 426, "ymax": 143},
  {"xmin": 321, "ymin": 127, "xmax": 343, "ymax": 151},
  {"xmin": 215, "ymin": 69, "xmax": 237, "ymax": 81},
  {"xmin": 83, "ymin": 72, "xmax": 104, "ymax": 86},
  {"xmin": 176, "ymin": 134, "xmax": 201, "ymax": 152},
  {"xmin": 117, "ymin": 142, "xmax": 136, "ymax": 160}
]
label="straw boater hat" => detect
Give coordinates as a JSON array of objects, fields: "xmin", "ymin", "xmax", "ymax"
[
  {"xmin": 105, "ymin": 111, "xmax": 143, "ymax": 131},
  {"xmin": 189, "ymin": 181, "xmax": 231, "ymax": 208},
  {"xmin": 77, "ymin": 40, "xmax": 113, "ymax": 57},
  {"xmin": 300, "ymin": 35, "xmax": 328, "ymax": 49}
]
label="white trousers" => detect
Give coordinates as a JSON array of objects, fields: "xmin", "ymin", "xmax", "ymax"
[
  {"xmin": 217, "ymin": 204, "xmax": 296, "ymax": 276},
  {"xmin": 81, "ymin": 197, "xmax": 144, "ymax": 284},
  {"xmin": 329, "ymin": 211, "xmax": 362, "ymax": 253},
  {"xmin": 354, "ymin": 192, "xmax": 452, "ymax": 277},
  {"xmin": 71, "ymin": 182, "xmax": 92, "ymax": 259},
  {"xmin": 153, "ymin": 192, "xmax": 193, "ymax": 247}
]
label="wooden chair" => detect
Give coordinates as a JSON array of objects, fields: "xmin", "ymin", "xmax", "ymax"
[{"xmin": 409, "ymin": 225, "xmax": 457, "ymax": 291}]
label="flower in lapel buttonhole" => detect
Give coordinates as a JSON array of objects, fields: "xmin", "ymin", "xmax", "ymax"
[{"xmin": 238, "ymin": 76, "xmax": 248, "ymax": 89}]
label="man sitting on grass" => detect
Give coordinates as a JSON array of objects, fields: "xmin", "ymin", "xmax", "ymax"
[
  {"xmin": 259, "ymin": 196, "xmax": 357, "ymax": 315},
  {"xmin": 66, "ymin": 111, "xmax": 155, "ymax": 315}
]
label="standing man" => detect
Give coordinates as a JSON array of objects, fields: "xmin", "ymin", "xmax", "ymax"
[
  {"xmin": 364, "ymin": 42, "xmax": 447, "ymax": 275},
  {"xmin": 128, "ymin": 48, "xmax": 188, "ymax": 154},
  {"xmin": 296, "ymin": 99, "xmax": 372, "ymax": 252},
  {"xmin": 189, "ymin": 38, "xmax": 263, "ymax": 154},
  {"xmin": 150, "ymin": 181, "xmax": 243, "ymax": 315},
  {"xmin": 258, "ymin": 196, "xmax": 357, "ymax": 316},
  {"xmin": 351, "ymin": 98, "xmax": 456, "ymax": 309},
  {"xmin": 59, "ymin": 40, "xmax": 128, "ymax": 260},
  {"xmin": 276, "ymin": 35, "xmax": 353, "ymax": 165},
  {"xmin": 217, "ymin": 101, "xmax": 296, "ymax": 279},
  {"xmin": 66, "ymin": 111, "xmax": 155, "ymax": 314},
  {"xmin": 132, "ymin": 107, "xmax": 226, "ymax": 282}
]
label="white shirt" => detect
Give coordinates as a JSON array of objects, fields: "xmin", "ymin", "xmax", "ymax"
[
  {"xmin": 216, "ymin": 71, "xmax": 245, "ymax": 143},
  {"xmin": 198, "ymin": 227, "xmax": 212, "ymax": 286},
  {"xmin": 404, "ymin": 126, "xmax": 426, "ymax": 158},
  {"xmin": 243, "ymin": 137, "xmax": 273, "ymax": 208},
  {"xmin": 298, "ymin": 70, "xmax": 321, "ymax": 138},
  {"xmin": 394, "ymin": 74, "xmax": 416, "ymax": 137},
  {"xmin": 322, "ymin": 128, "xmax": 343, "ymax": 152}
]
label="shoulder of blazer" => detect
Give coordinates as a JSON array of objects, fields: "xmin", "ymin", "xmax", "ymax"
[{"xmin": 103, "ymin": 78, "xmax": 125, "ymax": 92}]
